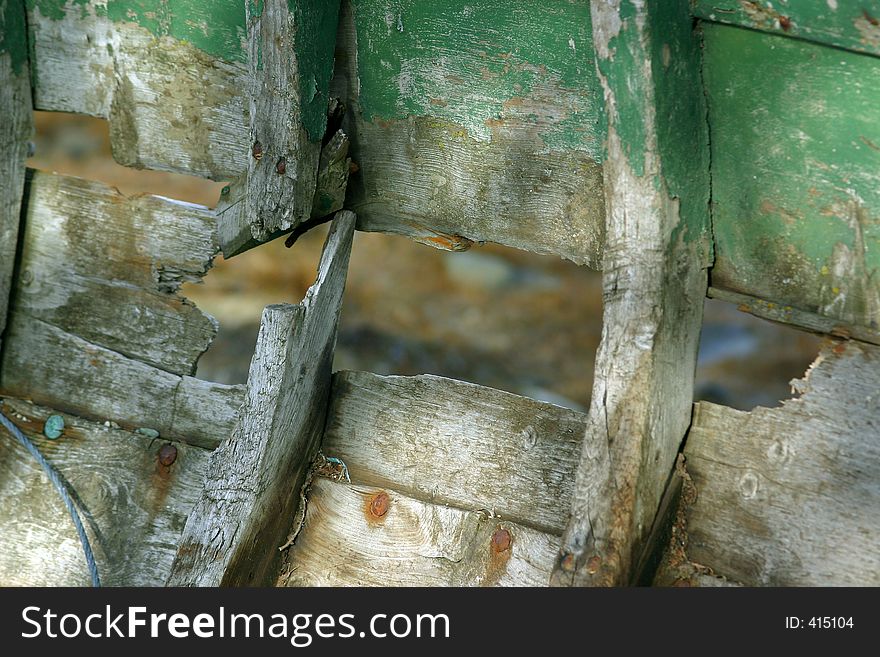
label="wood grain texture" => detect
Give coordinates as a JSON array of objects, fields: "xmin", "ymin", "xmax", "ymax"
[
  {"xmin": 704, "ymin": 25, "xmax": 880, "ymax": 337},
  {"xmin": 28, "ymin": 1, "xmax": 249, "ymax": 180},
  {"xmin": 0, "ymin": 397, "xmax": 210, "ymax": 586},
  {"xmin": 323, "ymin": 371, "xmax": 586, "ymax": 536},
  {"xmin": 11, "ymin": 170, "xmax": 217, "ymax": 376},
  {"xmin": 684, "ymin": 340, "xmax": 880, "ymax": 586},
  {"xmin": 693, "ymin": 0, "xmax": 880, "ymax": 58},
  {"xmin": 282, "ymin": 478, "xmax": 559, "ymax": 587},
  {"xmin": 0, "ymin": 0, "xmax": 32, "ymax": 358},
  {"xmin": 708, "ymin": 287, "xmax": 880, "ymax": 346},
  {"xmin": 332, "ymin": 0, "xmax": 606, "ymax": 266},
  {"xmin": 1, "ymin": 314, "xmax": 243, "ymax": 449},
  {"xmin": 168, "ymin": 211, "xmax": 355, "ymax": 586},
  {"xmin": 553, "ymin": 0, "xmax": 711, "ymax": 586},
  {"xmin": 245, "ymin": 0, "xmax": 340, "ymax": 240}
]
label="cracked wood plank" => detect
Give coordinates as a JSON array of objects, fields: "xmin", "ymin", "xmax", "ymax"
[
  {"xmin": 322, "ymin": 371, "xmax": 587, "ymax": 536},
  {"xmin": 684, "ymin": 340, "xmax": 880, "ymax": 586},
  {"xmin": 0, "ymin": 170, "xmax": 243, "ymax": 449},
  {"xmin": 167, "ymin": 211, "xmax": 355, "ymax": 586},
  {"xmin": 0, "ymin": 398, "xmax": 211, "ymax": 586},
  {"xmin": 0, "ymin": 0, "xmax": 32, "ymax": 358},
  {"xmin": 281, "ymin": 478, "xmax": 559, "ymax": 587},
  {"xmin": 552, "ymin": 0, "xmax": 711, "ymax": 586},
  {"xmin": 245, "ymin": 0, "xmax": 342, "ymax": 241},
  {"xmin": 704, "ymin": 25, "xmax": 880, "ymax": 339}
]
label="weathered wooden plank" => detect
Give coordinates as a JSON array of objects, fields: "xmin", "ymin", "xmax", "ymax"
[
  {"xmin": 334, "ymin": 0, "xmax": 606, "ymax": 266},
  {"xmin": 27, "ymin": 0, "xmax": 249, "ymax": 180},
  {"xmin": 0, "ymin": 0, "xmax": 33, "ymax": 358},
  {"xmin": 553, "ymin": 0, "xmax": 711, "ymax": 586},
  {"xmin": 168, "ymin": 211, "xmax": 355, "ymax": 587},
  {"xmin": 245, "ymin": 0, "xmax": 341, "ymax": 241},
  {"xmin": 282, "ymin": 478, "xmax": 559, "ymax": 587},
  {"xmin": 323, "ymin": 371, "xmax": 586, "ymax": 536},
  {"xmin": 0, "ymin": 314, "xmax": 243, "ymax": 449},
  {"xmin": 217, "ymin": 126, "xmax": 351, "ymax": 258},
  {"xmin": 704, "ymin": 25, "xmax": 880, "ymax": 337},
  {"xmin": 684, "ymin": 341, "xmax": 880, "ymax": 586},
  {"xmin": 693, "ymin": 0, "xmax": 880, "ymax": 58},
  {"xmin": 13, "ymin": 170, "xmax": 217, "ymax": 376},
  {"xmin": 708, "ymin": 287, "xmax": 880, "ymax": 346},
  {"xmin": 0, "ymin": 397, "xmax": 211, "ymax": 586}
]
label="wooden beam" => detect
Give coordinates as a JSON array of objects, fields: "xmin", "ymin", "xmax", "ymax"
[
  {"xmin": 0, "ymin": 0, "xmax": 32, "ymax": 358},
  {"xmin": 552, "ymin": 0, "xmax": 711, "ymax": 586},
  {"xmin": 0, "ymin": 171, "xmax": 244, "ymax": 449},
  {"xmin": 167, "ymin": 211, "xmax": 355, "ymax": 586},
  {"xmin": 245, "ymin": 0, "xmax": 342, "ymax": 241},
  {"xmin": 684, "ymin": 340, "xmax": 880, "ymax": 586},
  {"xmin": 281, "ymin": 478, "xmax": 559, "ymax": 587},
  {"xmin": 323, "ymin": 370, "xmax": 587, "ymax": 536},
  {"xmin": 0, "ymin": 398, "xmax": 210, "ymax": 586},
  {"xmin": 703, "ymin": 24, "xmax": 880, "ymax": 340}
]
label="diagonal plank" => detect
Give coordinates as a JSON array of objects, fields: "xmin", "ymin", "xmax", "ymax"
[{"xmin": 168, "ymin": 211, "xmax": 356, "ymax": 586}]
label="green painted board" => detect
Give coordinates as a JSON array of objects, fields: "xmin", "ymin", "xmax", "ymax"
[
  {"xmin": 704, "ymin": 23, "xmax": 880, "ymax": 333},
  {"xmin": 693, "ymin": 0, "xmax": 880, "ymax": 59}
]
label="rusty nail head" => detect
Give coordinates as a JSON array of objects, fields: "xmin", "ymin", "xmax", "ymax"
[
  {"xmin": 779, "ymin": 16, "xmax": 791, "ymax": 31},
  {"xmin": 370, "ymin": 492, "xmax": 389, "ymax": 517},
  {"xmin": 491, "ymin": 528, "xmax": 511, "ymax": 553},
  {"xmin": 586, "ymin": 555, "xmax": 602, "ymax": 574},
  {"xmin": 276, "ymin": 157, "xmax": 287, "ymax": 175},
  {"xmin": 252, "ymin": 141, "xmax": 263, "ymax": 160},
  {"xmin": 560, "ymin": 552, "xmax": 576, "ymax": 572},
  {"xmin": 158, "ymin": 443, "xmax": 178, "ymax": 466}
]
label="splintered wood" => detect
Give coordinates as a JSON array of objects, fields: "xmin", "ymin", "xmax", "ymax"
[
  {"xmin": 168, "ymin": 212, "xmax": 355, "ymax": 587},
  {"xmin": 684, "ymin": 340, "xmax": 880, "ymax": 586}
]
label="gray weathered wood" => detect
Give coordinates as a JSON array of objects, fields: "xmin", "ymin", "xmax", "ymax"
[
  {"xmin": 684, "ymin": 340, "xmax": 880, "ymax": 586},
  {"xmin": 0, "ymin": 398, "xmax": 211, "ymax": 586},
  {"xmin": 168, "ymin": 211, "xmax": 355, "ymax": 586},
  {"xmin": 0, "ymin": 0, "xmax": 33, "ymax": 358},
  {"xmin": 553, "ymin": 0, "xmax": 711, "ymax": 586},
  {"xmin": 217, "ymin": 128, "xmax": 351, "ymax": 258},
  {"xmin": 333, "ymin": 1, "xmax": 606, "ymax": 267},
  {"xmin": 245, "ymin": 0, "xmax": 341, "ymax": 241},
  {"xmin": 1, "ymin": 315, "xmax": 243, "ymax": 450},
  {"xmin": 12, "ymin": 170, "xmax": 218, "ymax": 376},
  {"xmin": 323, "ymin": 371, "xmax": 587, "ymax": 535},
  {"xmin": 282, "ymin": 478, "xmax": 560, "ymax": 587}
]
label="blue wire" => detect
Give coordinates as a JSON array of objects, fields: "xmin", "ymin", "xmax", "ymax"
[{"xmin": 0, "ymin": 409, "xmax": 101, "ymax": 587}]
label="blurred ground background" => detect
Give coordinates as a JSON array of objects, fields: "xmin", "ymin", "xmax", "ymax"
[{"xmin": 27, "ymin": 111, "xmax": 822, "ymax": 412}]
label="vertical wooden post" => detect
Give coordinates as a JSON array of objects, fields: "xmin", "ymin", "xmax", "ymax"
[
  {"xmin": 245, "ymin": 0, "xmax": 342, "ymax": 241},
  {"xmin": 167, "ymin": 211, "xmax": 355, "ymax": 587},
  {"xmin": 552, "ymin": 0, "xmax": 712, "ymax": 586},
  {"xmin": 0, "ymin": 0, "xmax": 33, "ymax": 355}
]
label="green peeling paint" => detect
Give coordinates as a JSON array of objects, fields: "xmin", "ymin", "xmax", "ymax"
[
  {"xmin": 30, "ymin": 0, "xmax": 247, "ymax": 63},
  {"xmin": 2, "ymin": 0, "xmax": 30, "ymax": 74},
  {"xmin": 43, "ymin": 414, "xmax": 64, "ymax": 439},
  {"xmin": 693, "ymin": 0, "xmax": 880, "ymax": 59},
  {"xmin": 351, "ymin": 0, "xmax": 603, "ymax": 155},
  {"xmin": 705, "ymin": 24, "xmax": 880, "ymax": 324},
  {"xmin": 294, "ymin": 0, "xmax": 342, "ymax": 142}
]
